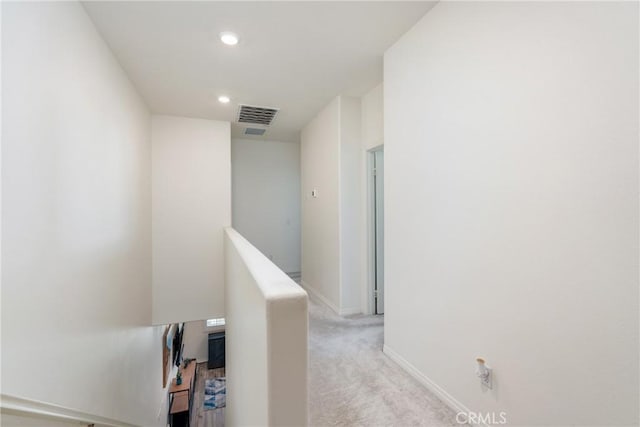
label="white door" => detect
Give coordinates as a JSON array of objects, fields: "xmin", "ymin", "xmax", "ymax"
[{"xmin": 374, "ymin": 150, "xmax": 384, "ymax": 314}]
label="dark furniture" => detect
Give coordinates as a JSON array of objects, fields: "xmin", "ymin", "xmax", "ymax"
[
  {"xmin": 169, "ymin": 359, "xmax": 196, "ymax": 427},
  {"xmin": 208, "ymin": 332, "xmax": 225, "ymax": 369}
]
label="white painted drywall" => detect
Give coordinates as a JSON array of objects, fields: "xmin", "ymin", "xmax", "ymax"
[
  {"xmin": 0, "ymin": 0, "xmax": 4, "ymax": 391},
  {"xmin": 224, "ymin": 228, "xmax": 308, "ymax": 426},
  {"xmin": 181, "ymin": 320, "xmax": 225, "ymax": 363},
  {"xmin": 301, "ymin": 96, "xmax": 362, "ymax": 315},
  {"xmin": 151, "ymin": 115, "xmax": 231, "ymax": 325},
  {"xmin": 301, "ymin": 97, "xmax": 342, "ymax": 310},
  {"xmin": 181, "ymin": 321, "xmax": 208, "ymax": 363},
  {"xmin": 361, "ymin": 83, "xmax": 383, "ymax": 150},
  {"xmin": 384, "ymin": 2, "xmax": 639, "ymax": 425},
  {"xmin": 2, "ymin": 2, "xmax": 166, "ymax": 425},
  {"xmin": 0, "ymin": 414, "xmax": 79, "ymax": 427},
  {"xmin": 360, "ymin": 84, "xmax": 384, "ymax": 314},
  {"xmin": 340, "ymin": 98, "xmax": 362, "ymax": 314},
  {"xmin": 231, "ymin": 138, "xmax": 301, "ymax": 274}
]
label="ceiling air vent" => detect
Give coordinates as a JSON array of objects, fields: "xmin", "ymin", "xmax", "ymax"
[
  {"xmin": 237, "ymin": 104, "xmax": 279, "ymax": 126},
  {"xmin": 245, "ymin": 128, "xmax": 266, "ymax": 136}
]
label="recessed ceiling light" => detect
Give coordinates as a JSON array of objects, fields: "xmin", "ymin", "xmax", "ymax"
[
  {"xmin": 219, "ymin": 32, "xmax": 239, "ymax": 46},
  {"xmin": 218, "ymin": 95, "xmax": 231, "ymax": 104}
]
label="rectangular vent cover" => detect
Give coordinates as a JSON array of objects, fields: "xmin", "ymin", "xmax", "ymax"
[
  {"xmin": 237, "ymin": 104, "xmax": 279, "ymax": 126},
  {"xmin": 245, "ymin": 127, "xmax": 266, "ymax": 136}
]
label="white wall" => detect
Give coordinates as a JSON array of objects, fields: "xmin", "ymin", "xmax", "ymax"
[
  {"xmin": 361, "ymin": 83, "xmax": 383, "ymax": 150},
  {"xmin": 181, "ymin": 321, "xmax": 209, "ymax": 363},
  {"xmin": 2, "ymin": 2, "xmax": 166, "ymax": 425},
  {"xmin": 181, "ymin": 320, "xmax": 226, "ymax": 363},
  {"xmin": 302, "ymin": 89, "xmax": 382, "ymax": 315},
  {"xmin": 151, "ymin": 115, "xmax": 231, "ymax": 325},
  {"xmin": 231, "ymin": 139, "xmax": 301, "ymax": 274},
  {"xmin": 0, "ymin": 0, "xmax": 4, "ymax": 393},
  {"xmin": 0, "ymin": 414, "xmax": 79, "ymax": 427},
  {"xmin": 301, "ymin": 98, "xmax": 341, "ymax": 310},
  {"xmin": 301, "ymin": 96, "xmax": 362, "ymax": 315},
  {"xmin": 359, "ymin": 84, "xmax": 384, "ymax": 314},
  {"xmin": 340, "ymin": 98, "xmax": 362, "ymax": 314},
  {"xmin": 384, "ymin": 2, "xmax": 639, "ymax": 426},
  {"xmin": 224, "ymin": 228, "xmax": 308, "ymax": 427}
]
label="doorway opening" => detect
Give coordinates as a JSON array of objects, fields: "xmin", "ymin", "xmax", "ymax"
[{"xmin": 369, "ymin": 148, "xmax": 384, "ymax": 315}]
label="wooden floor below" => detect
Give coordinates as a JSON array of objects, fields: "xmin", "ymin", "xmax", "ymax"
[{"xmin": 190, "ymin": 363, "xmax": 225, "ymax": 427}]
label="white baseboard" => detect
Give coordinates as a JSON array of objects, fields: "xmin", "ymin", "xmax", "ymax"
[
  {"xmin": 0, "ymin": 393, "xmax": 135, "ymax": 427},
  {"xmin": 339, "ymin": 307, "xmax": 362, "ymax": 316},
  {"xmin": 300, "ymin": 281, "xmax": 340, "ymax": 314},
  {"xmin": 301, "ymin": 281, "xmax": 362, "ymax": 316},
  {"xmin": 383, "ymin": 344, "xmax": 484, "ymax": 427}
]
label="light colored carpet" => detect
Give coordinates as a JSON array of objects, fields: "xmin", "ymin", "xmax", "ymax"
[{"xmin": 308, "ymin": 297, "xmax": 460, "ymax": 427}]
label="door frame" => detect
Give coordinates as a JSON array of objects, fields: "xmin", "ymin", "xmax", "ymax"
[{"xmin": 367, "ymin": 145, "xmax": 384, "ymax": 315}]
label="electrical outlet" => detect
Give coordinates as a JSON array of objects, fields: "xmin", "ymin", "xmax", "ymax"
[
  {"xmin": 476, "ymin": 357, "xmax": 493, "ymax": 389},
  {"xmin": 480, "ymin": 367, "xmax": 492, "ymax": 389}
]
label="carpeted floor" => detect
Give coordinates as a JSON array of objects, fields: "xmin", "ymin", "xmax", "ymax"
[{"xmin": 308, "ymin": 296, "xmax": 460, "ymax": 426}]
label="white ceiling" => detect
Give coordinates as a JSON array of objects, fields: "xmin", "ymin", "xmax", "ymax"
[{"xmin": 83, "ymin": 1, "xmax": 436, "ymax": 142}]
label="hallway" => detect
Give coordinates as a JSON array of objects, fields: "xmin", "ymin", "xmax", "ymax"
[{"xmin": 308, "ymin": 297, "xmax": 459, "ymax": 426}]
